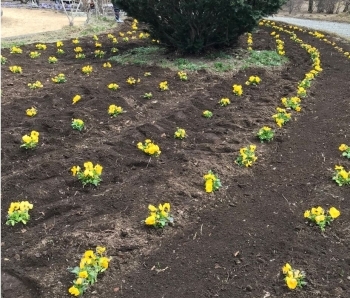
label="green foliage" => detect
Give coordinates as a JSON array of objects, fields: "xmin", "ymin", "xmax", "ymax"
[
  {"xmin": 243, "ymin": 50, "xmax": 288, "ymax": 68},
  {"xmin": 114, "ymin": 0, "xmax": 286, "ymax": 53}
]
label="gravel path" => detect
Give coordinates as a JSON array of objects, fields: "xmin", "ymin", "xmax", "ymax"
[{"xmin": 267, "ymin": 16, "xmax": 350, "ymax": 39}]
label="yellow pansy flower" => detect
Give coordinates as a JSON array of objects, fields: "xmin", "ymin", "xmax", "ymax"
[
  {"xmin": 303, "ymin": 210, "xmax": 310, "ymax": 218},
  {"xmin": 96, "ymin": 246, "xmax": 106, "ymax": 254},
  {"xmin": 94, "ymin": 164, "xmax": 103, "ymax": 175},
  {"xmin": 282, "ymin": 263, "xmax": 292, "ymax": 274},
  {"xmin": 339, "ymin": 170, "xmax": 349, "ymax": 179},
  {"xmin": 339, "ymin": 144, "xmax": 348, "ymax": 151},
  {"xmin": 68, "ymin": 286, "xmax": 80, "ymax": 296},
  {"xmin": 329, "ymin": 207, "xmax": 340, "ymax": 219},
  {"xmin": 285, "ymin": 277, "xmax": 298, "ymax": 289},
  {"xmin": 148, "ymin": 205, "xmax": 157, "ymax": 212},
  {"xmin": 145, "ymin": 214, "xmax": 156, "ymax": 225},
  {"xmin": 99, "ymin": 257, "xmax": 109, "ymax": 269},
  {"xmin": 78, "ymin": 271, "xmax": 88, "ymax": 278},
  {"xmin": 72, "ymin": 95, "xmax": 81, "ymax": 104}
]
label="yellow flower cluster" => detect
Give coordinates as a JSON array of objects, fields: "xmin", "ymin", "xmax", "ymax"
[
  {"xmin": 297, "ymin": 86, "xmax": 306, "ymax": 98},
  {"xmin": 144, "ymin": 203, "xmax": 172, "ymax": 228},
  {"xmin": 74, "ymin": 47, "xmax": 83, "ymax": 53},
  {"xmin": 131, "ymin": 19, "xmax": 138, "ymax": 30},
  {"xmin": 52, "ymin": 73, "xmax": 66, "ymax": 83},
  {"xmin": 56, "ymin": 41, "xmax": 63, "ymax": 47},
  {"xmin": 245, "ymin": 75, "xmax": 261, "ymax": 86},
  {"xmin": 178, "ymin": 71, "xmax": 188, "ymax": 81},
  {"xmin": 174, "ymin": 128, "xmax": 187, "ymax": 139},
  {"xmin": 93, "ymin": 35, "xmax": 99, "ymax": 41},
  {"xmin": 111, "ymin": 47, "xmax": 118, "ymax": 53},
  {"xmin": 144, "ymin": 72, "xmax": 152, "ymax": 77},
  {"xmin": 82, "ymin": 65, "xmax": 93, "ymax": 75},
  {"xmin": 35, "ymin": 44, "xmax": 47, "ymax": 50},
  {"xmin": 304, "ymin": 206, "xmax": 340, "ymax": 231},
  {"xmin": 94, "ymin": 50, "xmax": 105, "ymax": 58},
  {"xmin": 275, "ymin": 38, "xmax": 285, "ymax": 56},
  {"xmin": 10, "ymin": 46, "xmax": 22, "ymax": 54},
  {"xmin": 103, "ymin": 62, "xmax": 112, "ymax": 68},
  {"xmin": 282, "ymin": 263, "xmax": 306, "ymax": 290},
  {"xmin": 247, "ymin": 32, "xmax": 253, "ymax": 51},
  {"xmin": 127, "ymin": 77, "xmax": 140, "ymax": 85},
  {"xmin": 219, "ymin": 98, "xmax": 230, "ymax": 106},
  {"xmin": 339, "ymin": 144, "xmax": 350, "ymax": 159},
  {"xmin": 68, "ymin": 247, "xmax": 110, "ymax": 296},
  {"xmin": 48, "ymin": 56, "xmax": 58, "ymax": 64},
  {"xmin": 204, "ymin": 170, "xmax": 221, "ymax": 193},
  {"xmin": 272, "ymin": 107, "xmax": 291, "ymax": 127},
  {"xmin": 108, "ymin": 104, "xmax": 123, "ymax": 117},
  {"xmin": 26, "ymin": 107, "xmax": 37, "ymax": 117},
  {"xmin": 71, "ymin": 119, "xmax": 84, "ymax": 131},
  {"xmin": 333, "ymin": 165, "xmax": 350, "ymax": 186},
  {"xmin": 6, "ymin": 201, "xmax": 34, "ymax": 226},
  {"xmin": 159, "ymin": 81, "xmax": 169, "ymax": 91},
  {"xmin": 21, "ymin": 131, "xmax": 39, "ymax": 149},
  {"xmin": 257, "ymin": 126, "xmax": 274, "ymax": 143},
  {"xmin": 281, "ymin": 96, "xmax": 301, "ymax": 112},
  {"xmin": 72, "ymin": 38, "xmax": 79, "ymax": 44},
  {"xmin": 235, "ymin": 145, "xmax": 257, "ymax": 167},
  {"xmin": 71, "ymin": 161, "xmax": 103, "ymax": 186},
  {"xmin": 29, "ymin": 51, "xmax": 41, "ymax": 58},
  {"xmin": 137, "ymin": 139, "xmax": 161, "ymax": 156},
  {"xmin": 232, "ymin": 84, "xmax": 243, "ymax": 96},
  {"xmin": 28, "ymin": 81, "xmax": 43, "ymax": 89},
  {"xmin": 108, "ymin": 83, "xmax": 119, "ymax": 90},
  {"xmin": 9, "ymin": 65, "xmax": 22, "ymax": 73},
  {"xmin": 123, "ymin": 37, "xmax": 129, "ymax": 42}
]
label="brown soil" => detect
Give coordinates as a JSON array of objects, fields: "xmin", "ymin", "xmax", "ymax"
[
  {"xmin": 1, "ymin": 7, "xmax": 86, "ymax": 38},
  {"xmin": 1, "ymin": 20, "xmax": 350, "ymax": 298}
]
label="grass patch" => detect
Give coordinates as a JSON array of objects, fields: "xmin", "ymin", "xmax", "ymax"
[
  {"xmin": 109, "ymin": 46, "xmax": 165, "ymax": 65},
  {"xmin": 241, "ymin": 50, "xmax": 288, "ymax": 68}
]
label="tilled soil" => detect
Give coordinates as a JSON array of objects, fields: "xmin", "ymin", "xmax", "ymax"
[{"xmin": 1, "ymin": 20, "xmax": 350, "ymax": 298}]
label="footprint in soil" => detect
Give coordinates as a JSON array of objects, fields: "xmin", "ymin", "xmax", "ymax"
[{"xmin": 1, "ymin": 271, "xmax": 40, "ymax": 298}]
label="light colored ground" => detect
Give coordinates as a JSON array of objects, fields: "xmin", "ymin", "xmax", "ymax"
[{"xmin": 1, "ymin": 7, "xmax": 87, "ymax": 38}]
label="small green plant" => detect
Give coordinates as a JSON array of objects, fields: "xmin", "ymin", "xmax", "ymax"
[
  {"xmin": 272, "ymin": 107, "xmax": 291, "ymax": 127},
  {"xmin": 202, "ymin": 110, "xmax": 213, "ymax": 118},
  {"xmin": 174, "ymin": 128, "xmax": 187, "ymax": 139},
  {"xmin": 244, "ymin": 50, "xmax": 288, "ymax": 67},
  {"xmin": 1, "ymin": 55, "xmax": 7, "ymax": 64},
  {"xmin": 213, "ymin": 62, "xmax": 232, "ymax": 72},
  {"xmin": 75, "ymin": 53, "xmax": 86, "ymax": 59},
  {"xmin": 297, "ymin": 86, "xmax": 307, "ymax": 98},
  {"xmin": 71, "ymin": 162, "xmax": 103, "ymax": 187},
  {"xmin": 339, "ymin": 144, "xmax": 350, "ymax": 159},
  {"xmin": 332, "ymin": 165, "xmax": 350, "ymax": 186},
  {"xmin": 144, "ymin": 203, "xmax": 173, "ymax": 228},
  {"xmin": 29, "ymin": 51, "xmax": 41, "ymax": 59},
  {"xmin": 68, "ymin": 247, "xmax": 110, "ymax": 296},
  {"xmin": 57, "ymin": 49, "xmax": 65, "ymax": 55},
  {"xmin": 257, "ymin": 126, "xmax": 274, "ymax": 142},
  {"xmin": 298, "ymin": 79, "xmax": 311, "ymax": 89},
  {"xmin": 71, "ymin": 119, "xmax": 85, "ymax": 132},
  {"xmin": 111, "ymin": 47, "xmax": 118, "ymax": 53},
  {"xmin": 282, "ymin": 263, "xmax": 306, "ymax": 290},
  {"xmin": 108, "ymin": 104, "xmax": 123, "ymax": 117},
  {"xmin": 94, "ymin": 50, "xmax": 105, "ymax": 58},
  {"xmin": 21, "ymin": 131, "xmax": 39, "ymax": 149},
  {"xmin": 52, "ymin": 73, "xmax": 66, "ymax": 83},
  {"xmin": 6, "ymin": 201, "xmax": 34, "ymax": 226},
  {"xmin": 235, "ymin": 145, "xmax": 257, "ymax": 167},
  {"xmin": 281, "ymin": 97, "xmax": 301, "ymax": 112},
  {"xmin": 143, "ymin": 92, "xmax": 153, "ymax": 99},
  {"xmin": 204, "ymin": 170, "xmax": 221, "ymax": 193},
  {"xmin": 304, "ymin": 206, "xmax": 340, "ymax": 231},
  {"xmin": 48, "ymin": 56, "xmax": 58, "ymax": 64}
]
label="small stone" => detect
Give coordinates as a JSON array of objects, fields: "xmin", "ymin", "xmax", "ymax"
[{"xmin": 246, "ymin": 285, "xmax": 253, "ymax": 292}]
